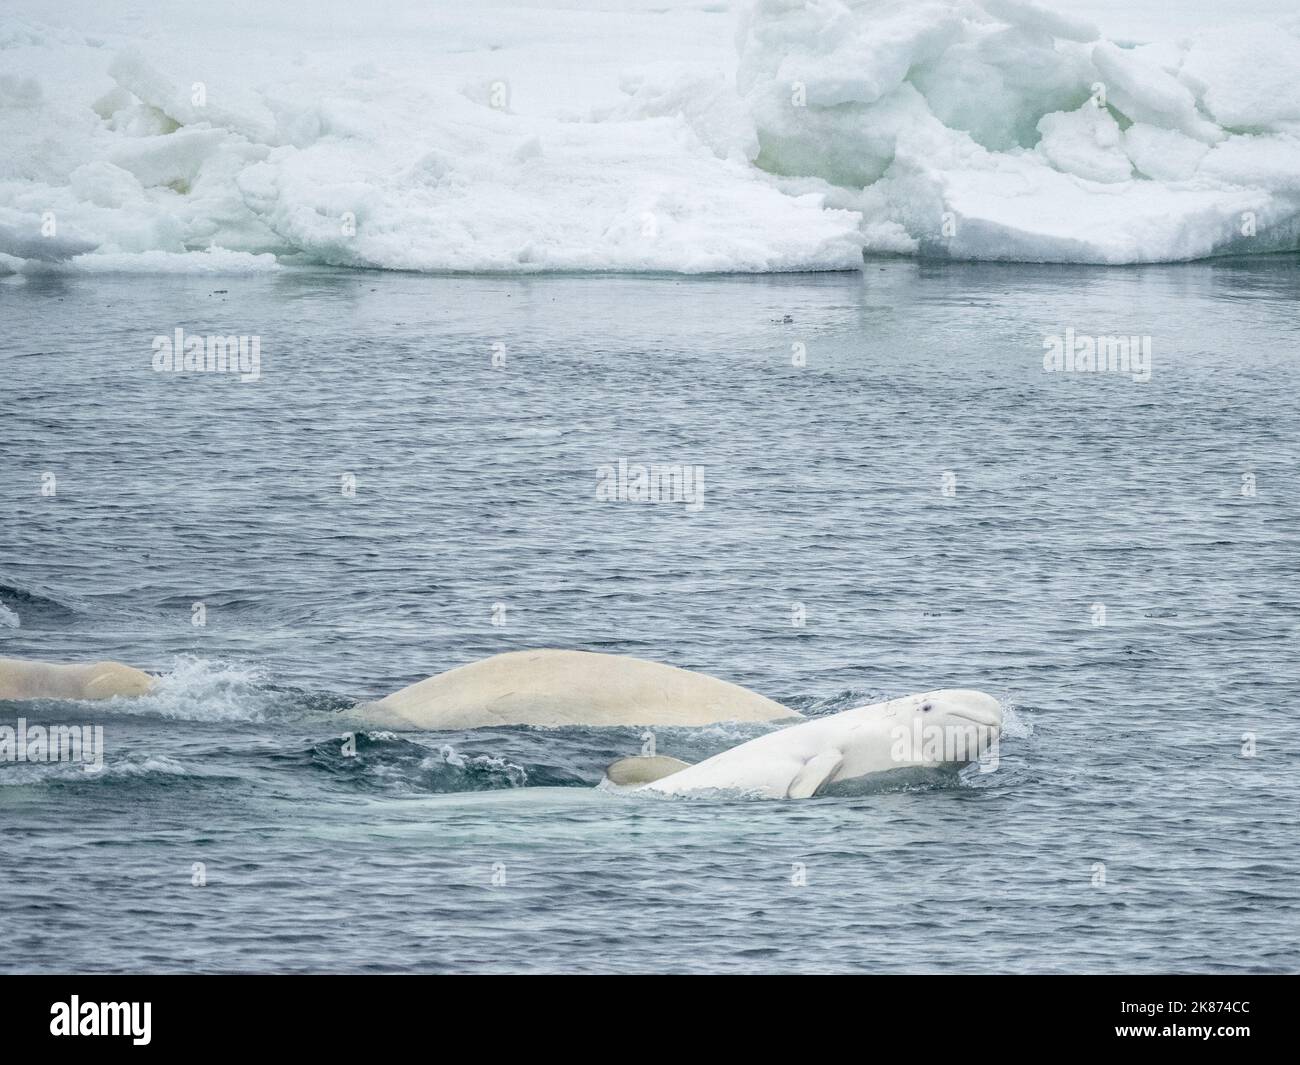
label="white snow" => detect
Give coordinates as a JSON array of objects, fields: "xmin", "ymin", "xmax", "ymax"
[
  {"xmin": 1035, "ymin": 103, "xmax": 1133, "ymax": 185},
  {"xmin": 0, "ymin": 0, "xmax": 1296, "ymax": 272},
  {"xmin": 1181, "ymin": 25, "xmax": 1300, "ymax": 129},
  {"xmin": 1124, "ymin": 124, "xmax": 1212, "ymax": 183}
]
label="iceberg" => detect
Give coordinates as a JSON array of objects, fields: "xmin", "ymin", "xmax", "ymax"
[
  {"xmin": 0, "ymin": 0, "xmax": 1296, "ymax": 272},
  {"xmin": 736, "ymin": 0, "xmax": 1300, "ymax": 262}
]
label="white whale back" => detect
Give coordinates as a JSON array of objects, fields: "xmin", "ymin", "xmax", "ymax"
[
  {"xmin": 358, "ymin": 649, "xmax": 801, "ymax": 730},
  {"xmin": 0, "ymin": 657, "xmax": 156, "ymax": 701}
]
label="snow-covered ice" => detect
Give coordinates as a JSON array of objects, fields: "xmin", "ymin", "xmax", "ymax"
[{"xmin": 1, "ymin": 0, "xmax": 1297, "ymax": 272}]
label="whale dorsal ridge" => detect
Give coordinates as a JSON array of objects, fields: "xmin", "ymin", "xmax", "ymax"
[{"xmin": 605, "ymin": 755, "xmax": 692, "ymax": 786}]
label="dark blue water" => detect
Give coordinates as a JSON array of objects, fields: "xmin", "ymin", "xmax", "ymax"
[{"xmin": 2, "ymin": 259, "xmax": 1298, "ymax": 972}]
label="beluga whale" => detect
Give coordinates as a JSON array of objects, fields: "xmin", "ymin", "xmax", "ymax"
[
  {"xmin": 603, "ymin": 689, "xmax": 1003, "ymax": 799},
  {"xmin": 0, "ymin": 656, "xmax": 156, "ymax": 701},
  {"xmin": 354, "ymin": 649, "xmax": 801, "ymax": 730}
]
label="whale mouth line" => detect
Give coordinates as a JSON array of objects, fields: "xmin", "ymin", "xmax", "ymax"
[{"xmin": 946, "ymin": 710, "xmax": 1003, "ymax": 730}]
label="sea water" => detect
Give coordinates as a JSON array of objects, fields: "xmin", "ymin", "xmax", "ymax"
[{"xmin": 1, "ymin": 258, "xmax": 1297, "ymax": 972}]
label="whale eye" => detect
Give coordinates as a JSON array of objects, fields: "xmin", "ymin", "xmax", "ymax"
[{"xmin": 920, "ymin": 702, "xmax": 933, "ymax": 712}]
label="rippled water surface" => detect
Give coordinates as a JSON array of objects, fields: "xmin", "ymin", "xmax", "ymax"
[{"xmin": 2, "ymin": 259, "xmax": 1298, "ymax": 972}]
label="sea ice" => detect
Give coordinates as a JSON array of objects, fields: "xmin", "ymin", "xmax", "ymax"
[{"xmin": 0, "ymin": 0, "xmax": 1295, "ymax": 271}]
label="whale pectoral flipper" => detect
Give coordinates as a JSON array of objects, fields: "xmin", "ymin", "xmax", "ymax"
[
  {"xmin": 786, "ymin": 751, "xmax": 844, "ymax": 799},
  {"xmin": 605, "ymin": 755, "xmax": 692, "ymax": 786}
]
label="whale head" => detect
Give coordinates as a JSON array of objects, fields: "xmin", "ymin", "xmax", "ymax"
[
  {"xmin": 884, "ymin": 688, "xmax": 1001, "ymax": 768},
  {"xmin": 827, "ymin": 688, "xmax": 1003, "ymax": 786},
  {"xmin": 918, "ymin": 688, "xmax": 1003, "ymax": 731}
]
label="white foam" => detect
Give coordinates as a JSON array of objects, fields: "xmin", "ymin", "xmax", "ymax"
[
  {"xmin": 137, "ymin": 655, "xmax": 276, "ymax": 722},
  {"xmin": 0, "ymin": 753, "xmax": 194, "ymax": 787},
  {"xmin": 999, "ymin": 702, "xmax": 1034, "ymax": 739},
  {"xmin": 418, "ymin": 745, "xmax": 529, "ymax": 785}
]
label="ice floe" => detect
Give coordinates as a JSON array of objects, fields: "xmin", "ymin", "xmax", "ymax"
[{"xmin": 0, "ymin": 0, "xmax": 1296, "ymax": 271}]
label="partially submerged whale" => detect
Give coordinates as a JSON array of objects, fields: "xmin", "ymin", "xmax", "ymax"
[
  {"xmin": 0, "ymin": 656, "xmax": 156, "ymax": 701},
  {"xmin": 603, "ymin": 689, "xmax": 1002, "ymax": 799},
  {"xmin": 355, "ymin": 649, "xmax": 800, "ymax": 730}
]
